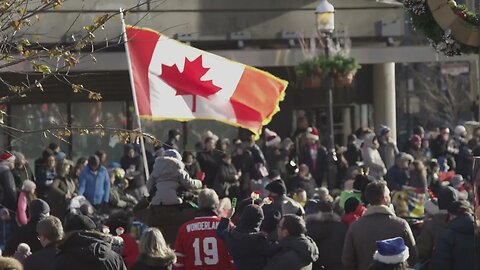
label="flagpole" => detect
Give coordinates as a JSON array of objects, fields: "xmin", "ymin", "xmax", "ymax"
[{"xmin": 120, "ymin": 8, "xmax": 151, "ymax": 187}]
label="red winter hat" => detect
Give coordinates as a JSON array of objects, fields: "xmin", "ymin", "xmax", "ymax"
[
  {"xmin": 307, "ymin": 127, "xmax": 319, "ymax": 141},
  {"xmin": 0, "ymin": 151, "xmax": 14, "ymax": 162}
]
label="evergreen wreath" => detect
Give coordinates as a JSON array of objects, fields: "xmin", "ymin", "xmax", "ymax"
[{"xmin": 404, "ymin": 0, "xmax": 479, "ymax": 56}]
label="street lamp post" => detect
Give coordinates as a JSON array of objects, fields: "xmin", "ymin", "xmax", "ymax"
[{"xmin": 316, "ymin": 0, "xmax": 336, "ymax": 187}]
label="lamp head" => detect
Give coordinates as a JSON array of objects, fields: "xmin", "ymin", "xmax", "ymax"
[{"xmin": 315, "ymin": 0, "xmax": 335, "ymax": 33}]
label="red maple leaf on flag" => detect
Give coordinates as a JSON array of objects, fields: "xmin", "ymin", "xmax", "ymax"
[{"xmin": 159, "ymin": 55, "xmax": 222, "ymax": 112}]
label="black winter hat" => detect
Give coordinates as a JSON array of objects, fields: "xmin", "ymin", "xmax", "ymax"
[
  {"xmin": 235, "ymin": 197, "xmax": 262, "ymax": 218},
  {"xmin": 29, "ymin": 199, "xmax": 50, "ymax": 218},
  {"xmin": 88, "ymin": 155, "xmax": 100, "ymax": 167},
  {"xmin": 344, "ymin": 197, "xmax": 361, "ymax": 214},
  {"xmin": 65, "ymin": 214, "xmax": 97, "ymax": 232},
  {"xmin": 317, "ymin": 200, "xmax": 334, "ymax": 213},
  {"xmin": 265, "ymin": 180, "xmax": 287, "ymax": 195},
  {"xmin": 447, "ymin": 200, "xmax": 471, "ymax": 216},
  {"xmin": 438, "ymin": 186, "xmax": 459, "ymax": 210},
  {"xmin": 239, "ymin": 204, "xmax": 264, "ymax": 232},
  {"xmin": 304, "ymin": 199, "xmax": 319, "ymax": 215}
]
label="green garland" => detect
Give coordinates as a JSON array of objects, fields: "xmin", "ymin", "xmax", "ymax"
[{"xmin": 405, "ymin": 0, "xmax": 479, "ymax": 55}]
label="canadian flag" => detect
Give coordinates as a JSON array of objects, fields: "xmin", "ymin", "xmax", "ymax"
[{"xmin": 124, "ymin": 26, "xmax": 288, "ymax": 137}]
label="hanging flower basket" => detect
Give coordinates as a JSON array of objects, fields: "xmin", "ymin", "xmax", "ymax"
[
  {"xmin": 295, "ymin": 54, "xmax": 360, "ymax": 89},
  {"xmin": 335, "ymin": 72, "xmax": 355, "ymax": 88},
  {"xmin": 301, "ymin": 76, "xmax": 323, "ymax": 88}
]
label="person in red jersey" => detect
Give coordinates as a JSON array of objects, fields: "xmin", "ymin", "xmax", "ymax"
[{"xmin": 173, "ymin": 188, "xmax": 233, "ymax": 270}]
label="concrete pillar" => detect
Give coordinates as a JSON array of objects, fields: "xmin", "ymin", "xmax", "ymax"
[
  {"xmin": 373, "ymin": 62, "xmax": 396, "ymax": 141},
  {"xmin": 342, "ymin": 107, "xmax": 352, "ymax": 146}
]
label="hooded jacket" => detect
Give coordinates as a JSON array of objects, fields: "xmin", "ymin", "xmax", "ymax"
[
  {"xmin": 342, "ymin": 205, "xmax": 417, "ymax": 270},
  {"xmin": 263, "ymin": 234, "xmax": 319, "ymax": 270},
  {"xmin": 306, "ymin": 212, "xmax": 347, "ymax": 270},
  {"xmin": 54, "ymin": 231, "xmax": 127, "ymax": 270},
  {"xmin": 431, "ymin": 214, "xmax": 475, "ymax": 270},
  {"xmin": 147, "ymin": 157, "xmax": 202, "ymax": 205},
  {"xmin": 361, "ymin": 134, "xmax": 386, "ymax": 180},
  {"xmin": 217, "ymin": 218, "xmax": 280, "ymax": 270},
  {"xmin": 131, "ymin": 253, "xmax": 176, "ymax": 270}
]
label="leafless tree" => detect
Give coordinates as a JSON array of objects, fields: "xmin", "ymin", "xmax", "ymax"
[
  {"xmin": 408, "ymin": 63, "xmax": 472, "ymax": 128},
  {"xmin": 0, "ymin": 0, "xmax": 168, "ymax": 146}
]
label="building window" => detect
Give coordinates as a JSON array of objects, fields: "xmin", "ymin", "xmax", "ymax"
[
  {"xmin": 10, "ymin": 103, "xmax": 68, "ymax": 166},
  {"xmin": 71, "ymin": 101, "xmax": 127, "ymax": 164},
  {"xmin": 185, "ymin": 120, "xmax": 239, "ymax": 152}
]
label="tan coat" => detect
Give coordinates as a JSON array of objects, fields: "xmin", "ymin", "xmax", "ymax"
[{"xmin": 341, "ymin": 205, "xmax": 418, "ymax": 270}]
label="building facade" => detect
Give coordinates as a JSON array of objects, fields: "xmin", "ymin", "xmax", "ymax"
[{"xmin": 1, "ymin": 0, "xmax": 477, "ymax": 163}]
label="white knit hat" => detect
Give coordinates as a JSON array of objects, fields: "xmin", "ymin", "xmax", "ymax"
[{"xmin": 21, "ymin": 180, "xmax": 36, "ymax": 193}]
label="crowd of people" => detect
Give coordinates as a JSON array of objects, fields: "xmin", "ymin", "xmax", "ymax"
[{"xmin": 0, "ymin": 117, "xmax": 477, "ymax": 270}]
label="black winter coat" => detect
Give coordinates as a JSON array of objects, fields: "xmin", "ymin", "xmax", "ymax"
[
  {"xmin": 306, "ymin": 213, "xmax": 347, "ymax": 270},
  {"xmin": 455, "ymin": 139, "xmax": 473, "ymax": 179},
  {"xmin": 196, "ymin": 150, "xmax": 220, "ymax": 187},
  {"xmin": 4, "ymin": 216, "xmax": 43, "ymax": 256},
  {"xmin": 130, "ymin": 254, "xmax": 175, "ymax": 270},
  {"xmin": 54, "ymin": 231, "xmax": 127, "ymax": 270},
  {"xmin": 431, "ymin": 214, "xmax": 475, "ymax": 270},
  {"xmin": 120, "ymin": 155, "xmax": 146, "ymax": 189},
  {"xmin": 299, "ymin": 145, "xmax": 328, "ymax": 186},
  {"xmin": 263, "ymin": 235, "xmax": 319, "ymax": 270},
  {"xmin": 12, "ymin": 164, "xmax": 35, "ymax": 192},
  {"xmin": 345, "ymin": 144, "xmax": 362, "ymax": 167},
  {"xmin": 216, "ymin": 218, "xmax": 280, "ymax": 270},
  {"xmin": 286, "ymin": 174, "xmax": 317, "ymax": 197},
  {"xmin": 0, "ymin": 163, "xmax": 17, "ymax": 212},
  {"xmin": 213, "ymin": 161, "xmax": 239, "ymax": 198},
  {"xmin": 265, "ymin": 147, "xmax": 282, "ymax": 173},
  {"xmin": 24, "ymin": 242, "xmax": 57, "ymax": 270}
]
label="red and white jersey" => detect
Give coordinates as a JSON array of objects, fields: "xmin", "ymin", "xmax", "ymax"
[{"xmin": 173, "ymin": 215, "xmax": 233, "ymax": 270}]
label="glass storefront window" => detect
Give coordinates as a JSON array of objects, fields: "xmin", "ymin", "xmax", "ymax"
[
  {"xmin": 185, "ymin": 120, "xmax": 239, "ymax": 152},
  {"xmin": 10, "ymin": 103, "xmax": 68, "ymax": 166},
  {"xmin": 141, "ymin": 119, "xmax": 184, "ymax": 151},
  {"xmin": 71, "ymin": 102, "xmax": 127, "ymax": 164}
]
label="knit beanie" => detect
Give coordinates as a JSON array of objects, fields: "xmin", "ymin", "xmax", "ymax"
[
  {"xmin": 304, "ymin": 199, "xmax": 319, "ymax": 215},
  {"xmin": 163, "ymin": 149, "xmax": 182, "ymax": 161},
  {"xmin": 235, "ymin": 197, "xmax": 262, "ymax": 219},
  {"xmin": 21, "ymin": 180, "xmax": 36, "ymax": 193},
  {"xmin": 65, "ymin": 214, "xmax": 97, "ymax": 232},
  {"xmin": 239, "ymin": 204, "xmax": 264, "ymax": 232},
  {"xmin": 344, "ymin": 197, "xmax": 361, "ymax": 214},
  {"xmin": 29, "ymin": 199, "xmax": 50, "ymax": 219},
  {"xmin": 317, "ymin": 200, "xmax": 334, "ymax": 213},
  {"xmin": 265, "ymin": 180, "xmax": 287, "ymax": 195},
  {"xmin": 438, "ymin": 186, "xmax": 459, "ymax": 210}
]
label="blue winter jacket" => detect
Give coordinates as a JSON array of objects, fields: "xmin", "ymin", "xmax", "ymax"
[{"xmin": 78, "ymin": 166, "xmax": 110, "ymax": 205}]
